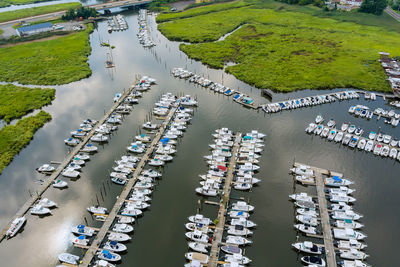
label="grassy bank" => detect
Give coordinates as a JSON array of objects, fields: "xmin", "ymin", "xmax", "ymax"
[
  {"xmin": 0, "ymin": 84, "xmax": 54, "ymax": 123},
  {"xmin": 0, "ymin": 2, "xmax": 81, "ymax": 23},
  {"xmin": 0, "ymin": 0, "xmax": 60, "ymax": 8},
  {"xmin": 158, "ymin": 0, "xmax": 400, "ymax": 92},
  {"xmin": 0, "ymin": 24, "xmax": 93, "ymax": 85},
  {"xmin": 0, "ymin": 110, "xmax": 51, "ymax": 174}
]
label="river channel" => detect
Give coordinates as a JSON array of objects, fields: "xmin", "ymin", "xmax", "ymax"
[{"xmin": 0, "ymin": 10, "xmax": 399, "ymax": 267}]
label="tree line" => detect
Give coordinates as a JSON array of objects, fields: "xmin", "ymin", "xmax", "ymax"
[{"xmin": 61, "ymin": 6, "xmax": 98, "ymax": 20}]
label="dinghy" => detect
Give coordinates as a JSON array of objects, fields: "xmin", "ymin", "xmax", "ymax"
[{"xmin": 6, "ymin": 216, "xmax": 26, "ymax": 239}]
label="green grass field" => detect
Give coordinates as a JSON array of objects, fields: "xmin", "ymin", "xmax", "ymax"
[
  {"xmin": 0, "ymin": 2, "xmax": 81, "ymax": 23},
  {"xmin": 0, "ymin": 0, "xmax": 60, "ymax": 8},
  {"xmin": 157, "ymin": 0, "xmax": 400, "ymax": 92},
  {"xmin": 0, "ymin": 24, "xmax": 93, "ymax": 85},
  {"xmin": 0, "ymin": 110, "xmax": 51, "ymax": 174},
  {"xmin": 0, "ymin": 84, "xmax": 54, "ymax": 123}
]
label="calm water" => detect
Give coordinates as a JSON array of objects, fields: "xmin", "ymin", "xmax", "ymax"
[{"xmin": 0, "ymin": 10, "xmax": 399, "ymax": 266}]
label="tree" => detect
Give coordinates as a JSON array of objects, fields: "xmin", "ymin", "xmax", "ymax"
[{"xmin": 359, "ymin": 0, "xmax": 388, "ymax": 15}]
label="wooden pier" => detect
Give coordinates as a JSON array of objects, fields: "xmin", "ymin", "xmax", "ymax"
[
  {"xmin": 294, "ymin": 162, "xmax": 338, "ymax": 267},
  {"xmin": 0, "ymin": 76, "xmax": 142, "ymax": 243},
  {"xmin": 208, "ymin": 133, "xmax": 242, "ymax": 267},
  {"xmin": 79, "ymin": 103, "xmax": 179, "ymax": 266}
]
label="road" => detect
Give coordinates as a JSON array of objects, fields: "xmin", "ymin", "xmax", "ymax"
[{"xmin": 385, "ymin": 6, "xmax": 400, "ymax": 23}]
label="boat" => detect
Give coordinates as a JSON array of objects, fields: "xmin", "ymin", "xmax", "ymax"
[
  {"xmin": 296, "ymin": 215, "xmax": 319, "ymax": 226},
  {"xmin": 354, "ymin": 127, "xmax": 363, "ymax": 136},
  {"xmin": 185, "ymin": 230, "xmax": 210, "ymax": 243},
  {"xmin": 380, "ymin": 145, "xmax": 390, "ymax": 157},
  {"xmin": 225, "ymin": 235, "xmax": 252, "ymax": 246},
  {"xmin": 373, "ymin": 143, "xmax": 382, "ymax": 155},
  {"xmin": 185, "ymin": 222, "xmax": 213, "ymax": 233},
  {"xmin": 72, "ymin": 235, "xmax": 89, "ymax": 246},
  {"xmin": 324, "ymin": 176, "xmax": 353, "ymax": 187},
  {"xmin": 112, "ymin": 223, "xmax": 134, "ymax": 233},
  {"xmin": 188, "ymin": 242, "xmax": 209, "ymax": 253},
  {"xmin": 125, "ymin": 200, "xmax": 150, "ymax": 210},
  {"xmin": 87, "ymin": 205, "xmax": 108, "ymax": 214},
  {"xmin": 339, "ymin": 249, "xmax": 369, "ymax": 260},
  {"xmin": 290, "ymin": 165, "xmax": 313, "ymax": 176},
  {"xmin": 331, "ymin": 210, "xmax": 362, "ymax": 220},
  {"xmin": 64, "ymin": 137, "xmax": 80, "ymax": 146},
  {"xmin": 188, "ymin": 214, "xmax": 212, "ymax": 225},
  {"xmin": 229, "ymin": 217, "xmax": 257, "ymax": 228},
  {"xmin": 389, "ymin": 148, "xmax": 398, "ymax": 159},
  {"xmin": 141, "ymin": 169, "xmax": 162, "ymax": 178},
  {"xmin": 333, "ymin": 228, "xmax": 367, "ymax": 240},
  {"xmin": 185, "ymin": 252, "xmax": 209, "ymax": 264},
  {"xmin": 221, "ymin": 245, "xmax": 242, "ymax": 255},
  {"xmin": 315, "ymin": 115, "xmax": 324, "ymax": 124},
  {"xmin": 38, "ymin": 198, "xmax": 57, "ymax": 208},
  {"xmin": 331, "ymin": 202, "xmax": 353, "ymax": 211},
  {"xmin": 326, "ymin": 186, "xmax": 355, "ymax": 195},
  {"xmin": 97, "ymin": 250, "xmax": 121, "ymax": 262},
  {"xmin": 296, "ymin": 208, "xmax": 319, "ymax": 217},
  {"xmin": 36, "ymin": 164, "xmax": 55, "ymax": 173},
  {"xmin": 58, "ymin": 253, "xmax": 79, "ymax": 265},
  {"xmin": 357, "ymin": 138, "xmax": 366, "ymax": 150},
  {"xmin": 364, "ymin": 140, "xmax": 374, "ymax": 152},
  {"xmin": 224, "ymin": 254, "xmax": 252, "ymax": 265},
  {"xmin": 348, "ymin": 136, "xmax": 359, "ymax": 148},
  {"xmin": 62, "ymin": 168, "xmax": 80, "ymax": 178},
  {"xmin": 120, "ymin": 208, "xmax": 143, "ymax": 217},
  {"xmin": 335, "ymin": 239, "xmax": 367, "ymax": 250},
  {"xmin": 337, "ymin": 260, "xmax": 371, "ymax": 267},
  {"xmin": 295, "ymin": 200, "xmax": 316, "ymax": 209},
  {"xmin": 334, "ymin": 131, "xmax": 344, "ymax": 142},
  {"xmin": 6, "ymin": 216, "xmax": 26, "ymax": 239},
  {"xmin": 94, "ymin": 260, "xmax": 116, "ymax": 267},
  {"xmin": 301, "ymin": 256, "xmax": 326, "ymax": 267},
  {"xmin": 30, "ymin": 204, "xmax": 51, "ymax": 215},
  {"xmin": 228, "ymin": 210, "xmax": 250, "ymax": 219},
  {"xmin": 305, "ymin": 123, "xmax": 317, "ymax": 133},
  {"xmin": 231, "ymin": 201, "xmax": 254, "ymax": 212},
  {"xmin": 292, "ymin": 241, "xmax": 324, "ymax": 254},
  {"xmin": 341, "ymin": 123, "xmax": 349, "ymax": 132},
  {"xmin": 289, "ymin": 192, "xmax": 313, "ymax": 202},
  {"xmin": 321, "ymin": 127, "xmax": 330, "ymax": 137},
  {"xmin": 195, "ymin": 186, "xmax": 218, "ymax": 196},
  {"xmin": 72, "ymin": 224, "xmax": 95, "ymax": 236},
  {"xmin": 328, "ymin": 193, "xmax": 356, "ymax": 203},
  {"xmin": 227, "ymin": 225, "xmax": 253, "ymax": 236},
  {"xmin": 117, "ymin": 216, "xmax": 135, "ymax": 224},
  {"xmin": 103, "ymin": 241, "xmax": 127, "ymax": 252},
  {"xmin": 314, "ymin": 125, "xmax": 323, "ymax": 135},
  {"xmin": 91, "ymin": 134, "xmax": 108, "ymax": 142},
  {"xmin": 52, "ymin": 179, "xmax": 68, "ymax": 188},
  {"xmin": 342, "ymin": 134, "xmax": 352, "ymax": 145},
  {"xmin": 327, "ymin": 119, "xmax": 336, "ymax": 127},
  {"xmin": 107, "ymin": 232, "xmax": 131, "ymax": 242},
  {"xmin": 348, "ymin": 125, "xmax": 356, "ymax": 134},
  {"xmin": 148, "ymin": 158, "xmax": 165, "ymax": 166},
  {"xmin": 327, "ymin": 129, "xmax": 337, "ymax": 141},
  {"xmin": 383, "ymin": 134, "xmax": 392, "ymax": 144},
  {"xmin": 142, "ymin": 121, "xmax": 159, "ymax": 130},
  {"xmin": 335, "ymin": 219, "xmax": 364, "ymax": 229},
  {"xmin": 293, "ymin": 224, "xmax": 317, "ymax": 235},
  {"xmin": 81, "ymin": 143, "xmax": 98, "ymax": 153}
]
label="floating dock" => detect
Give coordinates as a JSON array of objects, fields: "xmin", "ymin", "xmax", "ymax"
[
  {"xmin": 79, "ymin": 103, "xmax": 179, "ymax": 266},
  {"xmin": 0, "ymin": 76, "xmax": 142, "ymax": 243},
  {"xmin": 208, "ymin": 133, "xmax": 242, "ymax": 267}
]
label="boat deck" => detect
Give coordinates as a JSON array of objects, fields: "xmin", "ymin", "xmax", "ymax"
[
  {"xmin": 208, "ymin": 133, "xmax": 242, "ymax": 267},
  {"xmin": 79, "ymin": 103, "xmax": 179, "ymax": 266},
  {"xmin": 0, "ymin": 76, "xmax": 142, "ymax": 243}
]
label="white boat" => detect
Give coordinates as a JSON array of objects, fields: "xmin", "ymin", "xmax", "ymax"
[
  {"xmin": 110, "ymin": 172, "xmax": 127, "ymax": 179},
  {"xmin": 38, "ymin": 198, "xmax": 57, "ymax": 208},
  {"xmin": 91, "ymin": 134, "xmax": 108, "ymax": 142},
  {"xmin": 373, "ymin": 143, "xmax": 383, "ymax": 155},
  {"xmin": 357, "ymin": 138, "xmax": 366, "ymax": 150},
  {"xmin": 292, "ymin": 241, "xmax": 323, "ymax": 254},
  {"xmin": 129, "ymin": 193, "xmax": 151, "ymax": 202},
  {"xmin": 314, "ymin": 125, "xmax": 323, "ymax": 135},
  {"xmin": 6, "ymin": 216, "xmax": 26, "ymax": 239},
  {"xmin": 315, "ymin": 115, "xmax": 324, "ymax": 124},
  {"xmin": 64, "ymin": 137, "xmax": 80, "ymax": 146},
  {"xmin": 325, "ymin": 176, "xmax": 353, "ymax": 187},
  {"xmin": 364, "ymin": 140, "xmax": 374, "ymax": 152},
  {"xmin": 296, "ymin": 215, "xmax": 319, "ymax": 226},
  {"xmin": 289, "ymin": 192, "xmax": 313, "ymax": 202},
  {"xmin": 327, "ymin": 129, "xmax": 337, "ymax": 141},
  {"xmin": 185, "ymin": 230, "xmax": 210, "ymax": 243},
  {"xmin": 234, "ymin": 183, "xmax": 252, "ymax": 191},
  {"xmin": 188, "ymin": 242, "xmax": 209, "ymax": 253},
  {"xmin": 321, "ymin": 127, "xmax": 330, "ymax": 137},
  {"xmin": 339, "ymin": 249, "xmax": 369, "ymax": 260},
  {"xmin": 296, "ymin": 175, "xmax": 314, "ymax": 184},
  {"xmin": 332, "ymin": 210, "xmax": 362, "ymax": 220},
  {"xmin": 331, "ymin": 202, "xmax": 353, "ymax": 211},
  {"xmin": 185, "ymin": 252, "xmax": 209, "ymax": 264},
  {"xmin": 231, "ymin": 201, "xmax": 254, "ymax": 212},
  {"xmin": 296, "ymin": 208, "xmax": 319, "ymax": 217},
  {"xmin": 112, "ymin": 223, "xmax": 134, "ymax": 233},
  {"xmin": 136, "ymin": 134, "xmax": 152, "ymax": 142},
  {"xmin": 52, "ymin": 179, "xmax": 68, "ymax": 188},
  {"xmin": 229, "ymin": 217, "xmax": 257, "ymax": 228},
  {"xmin": 107, "ymin": 232, "xmax": 131, "ymax": 242},
  {"xmin": 81, "ymin": 143, "xmax": 98, "ymax": 153},
  {"xmin": 294, "ymin": 224, "xmax": 317, "ymax": 235},
  {"xmin": 327, "ymin": 119, "xmax": 336, "ymax": 127},
  {"xmin": 188, "ymin": 214, "xmax": 212, "ymax": 225},
  {"xmin": 295, "ymin": 200, "xmax": 316, "ymax": 209},
  {"xmin": 195, "ymin": 186, "xmax": 218, "ymax": 196},
  {"xmin": 148, "ymin": 158, "xmax": 165, "ymax": 166},
  {"xmin": 290, "ymin": 165, "xmax": 313, "ymax": 177},
  {"xmin": 338, "ymin": 260, "xmax": 370, "ymax": 267},
  {"xmin": 185, "ymin": 222, "xmax": 213, "ymax": 233},
  {"xmin": 227, "ymin": 225, "xmax": 253, "ymax": 236},
  {"xmin": 120, "ymin": 208, "xmax": 143, "ymax": 217},
  {"xmin": 126, "ymin": 200, "xmax": 150, "ymax": 210},
  {"xmin": 327, "ymin": 186, "xmax": 355, "ymax": 195},
  {"xmin": 142, "ymin": 122, "xmax": 159, "ymax": 130},
  {"xmin": 87, "ymin": 205, "xmax": 108, "ymax": 214},
  {"xmin": 225, "ymin": 235, "xmax": 252, "ymax": 246},
  {"xmin": 224, "ymin": 254, "xmax": 251, "ymax": 265},
  {"xmin": 301, "ymin": 256, "xmax": 326, "ymax": 267},
  {"xmin": 228, "ymin": 210, "xmax": 250, "ymax": 219},
  {"xmin": 348, "ymin": 125, "xmax": 356, "ymax": 134},
  {"xmin": 335, "ymin": 219, "xmax": 364, "ymax": 229},
  {"xmin": 94, "ymin": 260, "xmax": 116, "ymax": 267},
  {"xmin": 97, "ymin": 250, "xmax": 121, "ymax": 262},
  {"xmin": 221, "ymin": 245, "xmax": 242, "ymax": 255},
  {"xmin": 72, "ymin": 224, "xmax": 95, "ymax": 236},
  {"xmin": 30, "ymin": 204, "xmax": 51, "ymax": 215},
  {"xmin": 329, "ymin": 193, "xmax": 356, "ymax": 203},
  {"xmin": 342, "ymin": 134, "xmax": 352, "ymax": 145},
  {"xmin": 72, "ymin": 235, "xmax": 89, "ymax": 246},
  {"xmin": 117, "ymin": 216, "xmax": 135, "ymax": 224},
  {"xmin": 62, "ymin": 168, "xmax": 80, "ymax": 178},
  {"xmin": 333, "ymin": 228, "xmax": 367, "ymax": 240},
  {"xmin": 389, "ymin": 148, "xmax": 398, "ymax": 159},
  {"xmin": 154, "ymin": 154, "xmax": 173, "ymax": 161},
  {"xmin": 305, "ymin": 123, "xmax": 317, "ymax": 133},
  {"xmin": 103, "ymin": 241, "xmax": 127, "ymax": 252},
  {"xmin": 58, "ymin": 253, "xmax": 79, "ymax": 265},
  {"xmin": 341, "ymin": 123, "xmax": 349, "ymax": 132},
  {"xmin": 36, "ymin": 164, "xmax": 55, "ymax": 173},
  {"xmin": 67, "ymin": 162, "xmax": 81, "ymax": 170},
  {"xmin": 141, "ymin": 169, "xmax": 161, "ymax": 178},
  {"xmin": 380, "ymin": 145, "xmax": 390, "ymax": 157},
  {"xmin": 335, "ymin": 239, "xmax": 367, "ymax": 250}
]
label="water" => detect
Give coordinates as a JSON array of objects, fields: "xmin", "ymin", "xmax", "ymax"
[
  {"xmin": 0, "ymin": 0, "xmax": 102, "ymax": 13},
  {"xmin": 0, "ymin": 10, "xmax": 399, "ymax": 266}
]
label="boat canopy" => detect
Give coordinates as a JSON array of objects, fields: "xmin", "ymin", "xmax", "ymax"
[{"xmin": 333, "ymin": 176, "xmax": 342, "ymax": 182}]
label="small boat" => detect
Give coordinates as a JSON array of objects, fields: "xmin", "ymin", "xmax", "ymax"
[
  {"xmin": 337, "ymin": 260, "xmax": 371, "ymax": 267},
  {"xmin": 234, "ymin": 183, "xmax": 252, "ymax": 191},
  {"xmin": 335, "ymin": 219, "xmax": 364, "ymax": 229},
  {"xmin": 52, "ymin": 179, "xmax": 68, "ymax": 188},
  {"xmin": 58, "ymin": 253, "xmax": 79, "ymax": 265},
  {"xmin": 38, "ymin": 198, "xmax": 57, "ymax": 208},
  {"xmin": 290, "ymin": 165, "xmax": 313, "ymax": 177},
  {"xmin": 334, "ymin": 131, "xmax": 344, "ymax": 142},
  {"xmin": 348, "ymin": 125, "xmax": 356, "ymax": 134},
  {"xmin": 30, "ymin": 204, "xmax": 51, "ymax": 215},
  {"xmin": 87, "ymin": 205, "xmax": 108, "ymax": 214},
  {"xmin": 314, "ymin": 125, "xmax": 323, "ymax": 135},
  {"xmin": 295, "ymin": 200, "xmax": 316, "ymax": 209},
  {"xmin": 94, "ymin": 260, "xmax": 116, "ymax": 267},
  {"xmin": 380, "ymin": 145, "xmax": 390, "ymax": 157},
  {"xmin": 305, "ymin": 123, "xmax": 317, "ymax": 133},
  {"xmin": 348, "ymin": 136, "xmax": 359, "ymax": 148},
  {"xmin": 64, "ymin": 137, "xmax": 80, "ymax": 146},
  {"xmin": 224, "ymin": 254, "xmax": 251, "ymax": 265},
  {"xmin": 327, "ymin": 186, "xmax": 355, "ymax": 195},
  {"xmin": 97, "ymin": 250, "xmax": 121, "ymax": 262},
  {"xmin": 289, "ymin": 192, "xmax": 313, "ymax": 202},
  {"xmin": 120, "ymin": 208, "xmax": 143, "ymax": 217},
  {"xmin": 296, "ymin": 215, "xmax": 319, "ymax": 226},
  {"xmin": 327, "ymin": 119, "xmax": 336, "ymax": 127},
  {"xmin": 36, "ymin": 164, "xmax": 55, "ymax": 173},
  {"xmin": 335, "ymin": 239, "xmax": 367, "ymax": 250},
  {"xmin": 296, "ymin": 208, "xmax": 319, "ymax": 217},
  {"xmin": 342, "ymin": 134, "xmax": 352, "ymax": 145},
  {"xmin": 389, "ymin": 148, "xmax": 398, "ymax": 159},
  {"xmin": 295, "ymin": 175, "xmax": 314, "ymax": 184},
  {"xmin": 112, "ymin": 223, "xmax": 134, "ymax": 234},
  {"xmin": 329, "ymin": 193, "xmax": 356, "ymax": 203},
  {"xmin": 117, "ymin": 216, "xmax": 135, "ymax": 224},
  {"xmin": 301, "ymin": 256, "xmax": 326, "ymax": 267},
  {"xmin": 332, "ymin": 210, "xmax": 362, "ymax": 220},
  {"xmin": 141, "ymin": 169, "xmax": 162, "ymax": 178},
  {"xmin": 148, "ymin": 158, "xmax": 165, "ymax": 166},
  {"xmin": 228, "ymin": 210, "xmax": 250, "ymax": 219},
  {"xmin": 185, "ymin": 230, "xmax": 210, "ymax": 243},
  {"xmin": 292, "ymin": 241, "xmax": 324, "ymax": 254},
  {"xmin": 321, "ymin": 126, "xmax": 330, "ymax": 137},
  {"xmin": 354, "ymin": 127, "xmax": 363, "ymax": 136},
  {"xmin": 185, "ymin": 222, "xmax": 213, "ymax": 233},
  {"xmin": 62, "ymin": 168, "xmax": 80, "ymax": 178},
  {"xmin": 328, "ymin": 129, "xmax": 337, "ymax": 141},
  {"xmin": 81, "ymin": 143, "xmax": 98, "ymax": 153},
  {"xmin": 341, "ymin": 123, "xmax": 349, "ymax": 132},
  {"xmin": 357, "ymin": 138, "xmax": 366, "ymax": 150},
  {"xmin": 188, "ymin": 242, "xmax": 209, "ymax": 253},
  {"xmin": 229, "ymin": 217, "xmax": 257, "ymax": 228},
  {"xmin": 103, "ymin": 241, "xmax": 127, "ymax": 252},
  {"xmin": 373, "ymin": 143, "xmax": 382, "ymax": 155},
  {"xmin": 195, "ymin": 186, "xmax": 218, "ymax": 196},
  {"xmin": 110, "ymin": 172, "xmax": 127, "ymax": 179},
  {"xmin": 72, "ymin": 224, "xmax": 95, "ymax": 236},
  {"xmin": 225, "ymin": 235, "xmax": 252, "ymax": 246},
  {"xmin": 315, "ymin": 115, "xmax": 324, "ymax": 124},
  {"xmin": 333, "ymin": 228, "xmax": 367, "ymax": 240},
  {"xmin": 6, "ymin": 216, "xmax": 26, "ymax": 239},
  {"xmin": 325, "ymin": 176, "xmax": 353, "ymax": 187},
  {"xmin": 107, "ymin": 232, "xmax": 131, "ymax": 242},
  {"xmin": 72, "ymin": 235, "xmax": 89, "ymax": 246},
  {"xmin": 142, "ymin": 121, "xmax": 158, "ymax": 130},
  {"xmin": 364, "ymin": 140, "xmax": 374, "ymax": 152},
  {"xmin": 339, "ymin": 249, "xmax": 369, "ymax": 260},
  {"xmin": 227, "ymin": 225, "xmax": 253, "ymax": 236},
  {"xmin": 294, "ymin": 224, "xmax": 317, "ymax": 235},
  {"xmin": 221, "ymin": 245, "xmax": 242, "ymax": 255},
  {"xmin": 91, "ymin": 134, "xmax": 108, "ymax": 143},
  {"xmin": 185, "ymin": 252, "xmax": 209, "ymax": 264},
  {"xmin": 136, "ymin": 134, "xmax": 152, "ymax": 143},
  {"xmin": 231, "ymin": 201, "xmax": 254, "ymax": 212},
  {"xmin": 188, "ymin": 214, "xmax": 212, "ymax": 225},
  {"xmin": 67, "ymin": 162, "xmax": 81, "ymax": 170}
]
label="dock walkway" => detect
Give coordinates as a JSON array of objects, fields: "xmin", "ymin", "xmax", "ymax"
[
  {"xmin": 0, "ymin": 77, "xmax": 141, "ymax": 242},
  {"xmin": 208, "ymin": 133, "xmax": 242, "ymax": 267},
  {"xmin": 79, "ymin": 103, "xmax": 179, "ymax": 266}
]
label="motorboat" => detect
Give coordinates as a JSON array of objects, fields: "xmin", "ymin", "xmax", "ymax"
[
  {"xmin": 380, "ymin": 145, "xmax": 390, "ymax": 157},
  {"xmin": 227, "ymin": 225, "xmax": 253, "ymax": 236},
  {"xmin": 185, "ymin": 222, "xmax": 213, "ymax": 234},
  {"xmin": 324, "ymin": 176, "xmax": 353, "ymax": 187},
  {"xmin": 321, "ymin": 127, "xmax": 330, "ymax": 138},
  {"xmin": 6, "ymin": 216, "xmax": 26, "ymax": 239},
  {"xmin": 224, "ymin": 254, "xmax": 251, "ymax": 265},
  {"xmin": 62, "ymin": 167, "xmax": 80, "ymax": 178},
  {"xmin": 328, "ymin": 193, "xmax": 356, "ymax": 203},
  {"xmin": 103, "ymin": 241, "xmax": 127, "ymax": 252},
  {"xmin": 315, "ymin": 115, "xmax": 324, "ymax": 124},
  {"xmin": 225, "ymin": 235, "xmax": 252, "ymax": 246},
  {"xmin": 364, "ymin": 140, "xmax": 374, "ymax": 152},
  {"xmin": 292, "ymin": 241, "xmax": 324, "ymax": 254},
  {"xmin": 342, "ymin": 134, "xmax": 352, "ymax": 145},
  {"xmin": 52, "ymin": 179, "xmax": 68, "ymax": 188},
  {"xmin": 87, "ymin": 205, "xmax": 108, "ymax": 214},
  {"xmin": 112, "ymin": 223, "xmax": 134, "ymax": 234},
  {"xmin": 64, "ymin": 137, "xmax": 80, "ymax": 146},
  {"xmin": 149, "ymin": 158, "xmax": 165, "ymax": 166},
  {"xmin": 339, "ymin": 249, "xmax": 369, "ymax": 260},
  {"xmin": 195, "ymin": 186, "xmax": 218, "ymax": 196},
  {"xmin": 72, "ymin": 224, "xmax": 95, "ymax": 236},
  {"xmin": 348, "ymin": 136, "xmax": 359, "ymax": 148},
  {"xmin": 234, "ymin": 175, "xmax": 260, "ymax": 185},
  {"xmin": 120, "ymin": 208, "xmax": 143, "ymax": 217},
  {"xmin": 296, "ymin": 215, "xmax": 319, "ymax": 226},
  {"xmin": 228, "ymin": 210, "xmax": 250, "ymax": 219},
  {"xmin": 154, "ymin": 154, "xmax": 173, "ymax": 161},
  {"xmin": 373, "ymin": 143, "xmax": 382, "ymax": 155},
  {"xmin": 389, "ymin": 148, "xmax": 398, "ymax": 159},
  {"xmin": 314, "ymin": 125, "xmax": 323, "ymax": 135},
  {"xmin": 289, "ymin": 192, "xmax": 313, "ymax": 202},
  {"xmin": 383, "ymin": 134, "xmax": 392, "ymax": 144},
  {"xmin": 327, "ymin": 129, "xmax": 337, "ymax": 141},
  {"xmin": 229, "ymin": 218, "xmax": 257, "ymax": 228},
  {"xmin": 71, "ymin": 129, "xmax": 86, "ymax": 138},
  {"xmin": 290, "ymin": 165, "xmax": 313, "ymax": 177},
  {"xmin": 58, "ymin": 253, "xmax": 79, "ymax": 265},
  {"xmin": 331, "ymin": 202, "xmax": 353, "ymax": 211},
  {"xmin": 326, "ymin": 186, "xmax": 355, "ymax": 195},
  {"xmin": 127, "ymin": 144, "xmax": 145, "ymax": 153},
  {"xmin": 129, "ymin": 193, "xmax": 151, "ymax": 202},
  {"xmin": 38, "ymin": 198, "xmax": 57, "ymax": 208},
  {"xmin": 117, "ymin": 216, "xmax": 135, "ymax": 224},
  {"xmin": 113, "ymin": 166, "xmax": 131, "ymax": 174},
  {"xmin": 97, "ymin": 250, "xmax": 121, "ymax": 262},
  {"xmin": 327, "ymin": 119, "xmax": 336, "ymax": 127},
  {"xmin": 30, "ymin": 204, "xmax": 51, "ymax": 215},
  {"xmin": 72, "ymin": 235, "xmax": 89, "ymax": 246},
  {"xmin": 335, "ymin": 219, "xmax": 364, "ymax": 229},
  {"xmin": 231, "ymin": 201, "xmax": 254, "ymax": 212},
  {"xmin": 110, "ymin": 172, "xmax": 127, "ymax": 180},
  {"xmin": 188, "ymin": 242, "xmax": 209, "ymax": 253},
  {"xmin": 305, "ymin": 123, "xmax": 317, "ymax": 133},
  {"xmin": 36, "ymin": 164, "xmax": 55, "ymax": 173},
  {"xmin": 76, "ymin": 152, "xmax": 90, "ymax": 161},
  {"xmin": 81, "ymin": 143, "xmax": 98, "ymax": 153},
  {"xmin": 91, "ymin": 134, "xmax": 108, "ymax": 143},
  {"xmin": 301, "ymin": 256, "xmax": 326, "ymax": 267},
  {"xmin": 296, "ymin": 208, "xmax": 319, "ymax": 217},
  {"xmin": 293, "ymin": 224, "xmax": 317, "ymax": 235},
  {"xmin": 332, "ymin": 210, "xmax": 362, "ymax": 220},
  {"xmin": 185, "ymin": 230, "xmax": 210, "ymax": 243},
  {"xmin": 357, "ymin": 138, "xmax": 366, "ymax": 150},
  {"xmin": 125, "ymin": 200, "xmax": 150, "ymax": 210},
  {"xmin": 188, "ymin": 214, "xmax": 212, "ymax": 225},
  {"xmin": 185, "ymin": 252, "xmax": 209, "ymax": 264},
  {"xmin": 67, "ymin": 162, "xmax": 81, "ymax": 170},
  {"xmin": 94, "ymin": 260, "xmax": 116, "ymax": 267},
  {"xmin": 136, "ymin": 134, "xmax": 152, "ymax": 143},
  {"xmin": 234, "ymin": 183, "xmax": 252, "ymax": 191},
  {"xmin": 341, "ymin": 123, "xmax": 349, "ymax": 132},
  {"xmin": 348, "ymin": 125, "xmax": 356, "ymax": 134},
  {"xmin": 335, "ymin": 239, "xmax": 367, "ymax": 250},
  {"xmin": 221, "ymin": 245, "xmax": 242, "ymax": 255},
  {"xmin": 141, "ymin": 169, "xmax": 162, "ymax": 178},
  {"xmin": 295, "ymin": 200, "xmax": 316, "ymax": 209},
  {"xmin": 333, "ymin": 228, "xmax": 367, "ymax": 240},
  {"xmin": 134, "ymin": 181, "xmax": 153, "ymax": 189},
  {"xmin": 107, "ymin": 232, "xmax": 131, "ymax": 242},
  {"xmin": 142, "ymin": 122, "xmax": 159, "ymax": 130},
  {"xmin": 337, "ymin": 260, "xmax": 371, "ymax": 267},
  {"xmin": 295, "ymin": 175, "xmax": 314, "ymax": 184}
]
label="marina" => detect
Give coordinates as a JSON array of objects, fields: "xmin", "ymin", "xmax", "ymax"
[
  {"xmin": 107, "ymin": 14, "xmax": 128, "ymax": 33},
  {"xmin": 348, "ymin": 104, "xmax": 400, "ymax": 126}
]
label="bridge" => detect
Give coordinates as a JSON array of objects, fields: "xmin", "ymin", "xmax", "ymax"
[{"xmin": 90, "ymin": 0, "xmax": 153, "ymax": 11}]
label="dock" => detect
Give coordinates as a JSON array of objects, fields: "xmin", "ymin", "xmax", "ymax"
[
  {"xmin": 208, "ymin": 133, "xmax": 242, "ymax": 267},
  {"xmin": 79, "ymin": 102, "xmax": 179, "ymax": 266},
  {"xmin": 0, "ymin": 76, "xmax": 142, "ymax": 243},
  {"xmin": 294, "ymin": 162, "xmax": 337, "ymax": 267}
]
